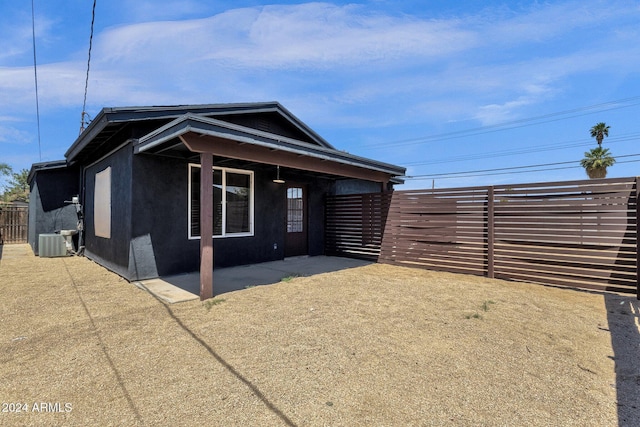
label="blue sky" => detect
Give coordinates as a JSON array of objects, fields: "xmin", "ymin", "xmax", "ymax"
[{"xmin": 1, "ymin": 0, "xmax": 639, "ymax": 190}]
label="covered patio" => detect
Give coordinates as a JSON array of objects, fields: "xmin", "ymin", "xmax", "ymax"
[
  {"xmin": 135, "ymin": 113, "xmax": 403, "ymax": 300},
  {"xmin": 135, "ymin": 255, "xmax": 372, "ymax": 303}
]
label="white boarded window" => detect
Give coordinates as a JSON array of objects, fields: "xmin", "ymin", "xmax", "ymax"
[{"xmin": 94, "ymin": 166, "xmax": 111, "ymax": 238}]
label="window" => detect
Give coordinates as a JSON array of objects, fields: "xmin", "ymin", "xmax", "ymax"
[
  {"xmin": 189, "ymin": 164, "xmax": 254, "ymax": 239},
  {"xmin": 287, "ymin": 187, "xmax": 304, "ymax": 233}
]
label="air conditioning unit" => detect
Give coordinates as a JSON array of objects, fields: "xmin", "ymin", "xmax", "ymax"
[{"xmin": 38, "ymin": 233, "xmax": 67, "ymax": 257}]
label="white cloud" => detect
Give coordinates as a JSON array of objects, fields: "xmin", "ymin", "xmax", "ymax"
[
  {"xmin": 0, "ymin": 10, "xmax": 56, "ymax": 63},
  {"xmin": 0, "ymin": 124, "xmax": 32, "ymax": 145},
  {"xmin": 119, "ymin": 0, "xmax": 209, "ymax": 22},
  {"xmin": 474, "ymin": 98, "xmax": 537, "ymax": 125},
  {"xmin": 481, "ymin": 2, "xmax": 592, "ymax": 43},
  {"xmin": 232, "ymin": 3, "xmax": 476, "ymax": 67},
  {"xmin": 0, "ymin": 63, "xmax": 84, "ymax": 112},
  {"xmin": 2, "ymin": 0, "xmax": 640, "ymax": 132},
  {"xmin": 94, "ymin": 3, "xmax": 477, "ymax": 71}
]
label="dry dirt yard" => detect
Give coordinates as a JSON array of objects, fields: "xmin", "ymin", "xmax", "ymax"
[{"xmin": 1, "ymin": 244, "xmax": 639, "ymax": 426}]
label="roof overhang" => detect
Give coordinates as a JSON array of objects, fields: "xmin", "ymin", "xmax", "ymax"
[
  {"xmin": 27, "ymin": 160, "xmax": 69, "ymax": 184},
  {"xmin": 136, "ymin": 114, "xmax": 406, "ymax": 183}
]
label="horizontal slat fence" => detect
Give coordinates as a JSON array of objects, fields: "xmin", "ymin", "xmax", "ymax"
[
  {"xmin": 325, "ymin": 192, "xmax": 392, "ymax": 261},
  {"xmin": 491, "ymin": 178, "xmax": 637, "ymax": 295},
  {"xmin": 0, "ymin": 204, "xmax": 29, "ymax": 244},
  {"xmin": 380, "ymin": 186, "xmax": 489, "ymax": 276},
  {"xmin": 325, "ymin": 177, "xmax": 639, "ymax": 297}
]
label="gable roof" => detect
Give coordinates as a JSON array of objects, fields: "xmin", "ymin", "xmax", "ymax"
[
  {"xmin": 63, "ymin": 101, "xmax": 406, "ymax": 182},
  {"xmin": 65, "ymin": 102, "xmax": 334, "ymax": 164},
  {"xmin": 136, "ymin": 113, "xmax": 406, "ymax": 178}
]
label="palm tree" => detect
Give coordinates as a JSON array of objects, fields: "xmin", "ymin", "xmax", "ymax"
[
  {"xmin": 580, "ymin": 146, "xmax": 615, "ymax": 178},
  {"xmin": 590, "ymin": 122, "xmax": 610, "ymax": 146}
]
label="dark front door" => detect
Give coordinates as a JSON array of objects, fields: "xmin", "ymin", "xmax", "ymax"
[{"xmin": 284, "ymin": 184, "xmax": 308, "ymax": 257}]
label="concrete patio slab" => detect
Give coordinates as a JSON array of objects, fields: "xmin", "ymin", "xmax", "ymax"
[
  {"xmin": 136, "ymin": 255, "xmax": 372, "ymax": 303},
  {"xmin": 134, "ymin": 278, "xmax": 200, "ymax": 304}
]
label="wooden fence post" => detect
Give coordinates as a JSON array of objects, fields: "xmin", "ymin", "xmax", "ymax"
[{"xmin": 487, "ymin": 186, "xmax": 495, "ymax": 279}]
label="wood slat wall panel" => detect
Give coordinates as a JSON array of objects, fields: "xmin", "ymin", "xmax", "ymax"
[
  {"xmin": 324, "ymin": 192, "xmax": 392, "ymax": 261},
  {"xmin": 494, "ymin": 189, "xmax": 634, "ymax": 200},
  {"xmin": 0, "ymin": 205, "xmax": 28, "ymax": 244},
  {"xmin": 492, "ymin": 176, "xmax": 634, "ymax": 191},
  {"xmin": 494, "ymin": 248, "xmax": 636, "ymax": 266},
  {"xmin": 495, "ymin": 221, "xmax": 635, "ymax": 231},
  {"xmin": 384, "ymin": 258, "xmax": 487, "ymax": 276},
  {"xmin": 325, "ymin": 176, "xmax": 640, "ymax": 297},
  {"xmin": 495, "ymin": 270, "xmax": 636, "ymax": 294},
  {"xmin": 492, "ymin": 178, "xmax": 637, "ymax": 296},
  {"xmin": 379, "ymin": 188, "xmax": 488, "ymax": 277}
]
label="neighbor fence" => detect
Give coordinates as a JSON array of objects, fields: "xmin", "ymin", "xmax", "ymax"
[
  {"xmin": 325, "ymin": 176, "xmax": 639, "ymax": 298},
  {"xmin": 0, "ymin": 204, "xmax": 29, "ymax": 244}
]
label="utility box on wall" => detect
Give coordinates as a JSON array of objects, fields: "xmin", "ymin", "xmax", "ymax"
[{"xmin": 38, "ymin": 234, "xmax": 67, "ymax": 257}]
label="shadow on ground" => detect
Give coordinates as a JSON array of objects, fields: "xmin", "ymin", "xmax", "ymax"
[
  {"xmin": 605, "ymin": 293, "xmax": 640, "ymax": 426},
  {"xmin": 151, "ymin": 291, "xmax": 298, "ymax": 426},
  {"xmin": 161, "ymin": 255, "xmax": 372, "ymax": 297}
]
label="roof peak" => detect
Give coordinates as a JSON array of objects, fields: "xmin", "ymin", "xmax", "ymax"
[
  {"xmin": 101, "ymin": 101, "xmax": 282, "ymax": 113},
  {"xmin": 65, "ymin": 101, "xmax": 334, "ymax": 162}
]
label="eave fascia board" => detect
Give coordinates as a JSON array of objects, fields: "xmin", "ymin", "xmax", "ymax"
[
  {"xmin": 64, "ymin": 108, "xmax": 111, "ymax": 162},
  {"xmin": 27, "ymin": 159, "xmax": 69, "ymax": 184}
]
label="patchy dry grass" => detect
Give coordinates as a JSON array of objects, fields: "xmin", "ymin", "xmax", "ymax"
[{"xmin": 1, "ymin": 244, "xmax": 638, "ymax": 426}]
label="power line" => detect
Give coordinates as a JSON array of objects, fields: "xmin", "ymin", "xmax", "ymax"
[
  {"xmin": 80, "ymin": 0, "xmax": 97, "ymax": 134},
  {"xmin": 31, "ymin": 0, "xmax": 42, "ymax": 161},
  {"xmin": 406, "ymin": 159, "xmax": 640, "ymax": 181},
  {"xmin": 403, "ymin": 138, "xmax": 590, "ymax": 167},
  {"xmin": 405, "ymin": 153, "xmax": 640, "ymax": 180},
  {"xmin": 364, "ymin": 96, "xmax": 640, "ymax": 149},
  {"xmin": 402, "ymin": 132, "xmax": 640, "ymax": 167}
]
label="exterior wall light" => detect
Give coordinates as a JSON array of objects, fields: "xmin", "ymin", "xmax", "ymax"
[{"xmin": 273, "ymin": 165, "xmax": 285, "ymax": 184}]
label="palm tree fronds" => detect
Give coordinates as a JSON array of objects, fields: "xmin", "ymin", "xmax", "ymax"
[
  {"xmin": 589, "ymin": 122, "xmax": 610, "ymax": 146},
  {"xmin": 580, "ymin": 146, "xmax": 615, "ymax": 178}
]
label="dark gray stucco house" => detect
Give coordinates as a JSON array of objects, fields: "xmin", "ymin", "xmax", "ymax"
[{"xmin": 28, "ymin": 102, "xmax": 405, "ymax": 299}]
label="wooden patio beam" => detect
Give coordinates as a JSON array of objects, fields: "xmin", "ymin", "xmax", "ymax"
[
  {"xmin": 199, "ymin": 152, "xmax": 214, "ymax": 300},
  {"xmin": 180, "ymin": 133, "xmax": 392, "ymax": 184}
]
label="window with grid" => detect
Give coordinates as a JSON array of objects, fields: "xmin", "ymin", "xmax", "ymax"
[
  {"xmin": 287, "ymin": 187, "xmax": 304, "ymax": 233},
  {"xmin": 189, "ymin": 164, "xmax": 253, "ymax": 238}
]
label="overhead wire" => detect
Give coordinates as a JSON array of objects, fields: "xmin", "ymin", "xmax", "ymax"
[
  {"xmin": 405, "ymin": 153, "xmax": 640, "ymax": 181},
  {"xmin": 405, "ymin": 158, "xmax": 640, "ymax": 181},
  {"xmin": 363, "ymin": 96, "xmax": 640, "ymax": 149},
  {"xmin": 31, "ymin": 0, "xmax": 42, "ymax": 161},
  {"xmin": 80, "ymin": 0, "xmax": 97, "ymax": 134},
  {"xmin": 403, "ymin": 132, "xmax": 640, "ymax": 167},
  {"xmin": 403, "ymin": 138, "xmax": 590, "ymax": 167}
]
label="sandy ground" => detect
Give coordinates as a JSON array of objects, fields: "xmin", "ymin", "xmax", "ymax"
[{"xmin": 1, "ymin": 244, "xmax": 639, "ymax": 426}]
